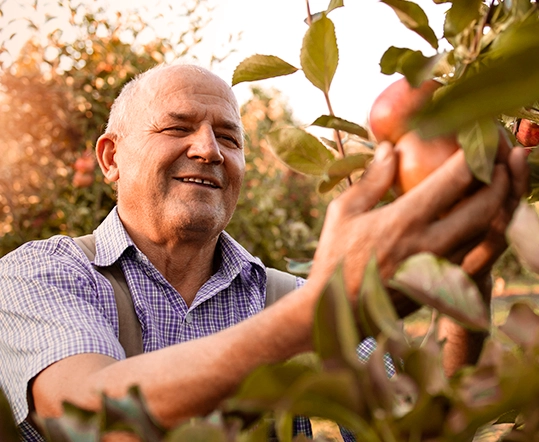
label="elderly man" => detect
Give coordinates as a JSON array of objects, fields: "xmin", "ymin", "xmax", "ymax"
[{"xmin": 0, "ymin": 63, "xmax": 529, "ymax": 441}]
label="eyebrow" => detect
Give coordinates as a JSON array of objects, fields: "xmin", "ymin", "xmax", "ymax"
[{"xmin": 167, "ymin": 111, "xmax": 242, "ymax": 133}]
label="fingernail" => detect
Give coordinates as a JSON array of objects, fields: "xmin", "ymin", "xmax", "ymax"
[{"xmin": 373, "ymin": 141, "xmax": 391, "ymax": 162}]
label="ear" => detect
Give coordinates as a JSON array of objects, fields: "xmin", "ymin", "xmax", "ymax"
[{"xmin": 96, "ymin": 134, "xmax": 120, "ymax": 182}]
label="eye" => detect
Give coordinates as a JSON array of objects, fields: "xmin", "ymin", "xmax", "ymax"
[
  {"xmin": 162, "ymin": 126, "xmax": 190, "ymax": 135},
  {"xmin": 217, "ymin": 133, "xmax": 241, "ymax": 149}
]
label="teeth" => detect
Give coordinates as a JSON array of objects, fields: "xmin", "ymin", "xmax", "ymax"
[{"xmin": 180, "ymin": 177, "xmax": 217, "ymax": 188}]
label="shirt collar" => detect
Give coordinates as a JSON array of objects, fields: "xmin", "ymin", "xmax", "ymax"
[
  {"xmin": 93, "ymin": 206, "xmax": 135, "ymax": 267},
  {"xmin": 93, "ymin": 206, "xmax": 265, "ymax": 275}
]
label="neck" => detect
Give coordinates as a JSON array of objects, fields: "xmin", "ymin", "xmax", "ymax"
[{"xmin": 129, "ymin": 228, "xmax": 222, "ymax": 307}]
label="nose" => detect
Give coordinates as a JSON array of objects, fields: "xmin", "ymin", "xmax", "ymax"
[{"xmin": 186, "ymin": 124, "xmax": 224, "ymax": 164}]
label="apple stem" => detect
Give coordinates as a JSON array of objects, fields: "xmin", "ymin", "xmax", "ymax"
[{"xmin": 305, "ymin": 0, "xmax": 312, "ymax": 26}]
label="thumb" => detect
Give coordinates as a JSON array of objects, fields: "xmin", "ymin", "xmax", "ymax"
[{"xmin": 336, "ymin": 141, "xmax": 396, "ymax": 214}]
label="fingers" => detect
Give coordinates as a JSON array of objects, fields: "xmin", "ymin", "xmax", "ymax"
[
  {"xmin": 508, "ymin": 147, "xmax": 530, "ymax": 202},
  {"xmin": 495, "ymin": 127, "xmax": 512, "ymax": 164},
  {"xmin": 427, "ymin": 164, "xmax": 510, "ymax": 256},
  {"xmin": 399, "ymin": 148, "xmax": 474, "ymax": 221},
  {"xmin": 331, "ymin": 141, "xmax": 396, "ymax": 216},
  {"xmin": 459, "ymin": 147, "xmax": 529, "ymax": 278},
  {"xmin": 461, "ymin": 233, "xmax": 505, "ymax": 276}
]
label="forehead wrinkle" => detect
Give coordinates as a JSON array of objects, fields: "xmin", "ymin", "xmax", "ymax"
[{"xmin": 166, "ymin": 111, "xmax": 242, "ymax": 133}]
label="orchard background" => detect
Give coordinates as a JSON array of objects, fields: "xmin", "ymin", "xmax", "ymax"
[
  {"xmin": 3, "ymin": 0, "xmax": 539, "ymax": 441},
  {"xmin": 0, "ymin": 0, "xmax": 331, "ymax": 271},
  {"xmin": 0, "ymin": 0, "xmax": 536, "ymax": 285}
]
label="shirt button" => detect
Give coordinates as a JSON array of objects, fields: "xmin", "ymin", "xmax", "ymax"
[{"xmin": 185, "ymin": 312, "xmax": 193, "ymax": 324}]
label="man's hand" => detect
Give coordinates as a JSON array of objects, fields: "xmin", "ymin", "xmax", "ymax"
[
  {"xmin": 309, "ymin": 141, "xmax": 512, "ymax": 318},
  {"xmin": 439, "ymin": 138, "xmax": 529, "ymax": 376},
  {"xmin": 460, "ymin": 139, "xmax": 529, "ymax": 279}
]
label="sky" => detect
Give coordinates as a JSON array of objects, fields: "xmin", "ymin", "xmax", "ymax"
[
  {"xmin": 203, "ymin": 0, "xmax": 449, "ymax": 127},
  {"xmin": 0, "ymin": 0, "xmax": 449, "ymax": 127}
]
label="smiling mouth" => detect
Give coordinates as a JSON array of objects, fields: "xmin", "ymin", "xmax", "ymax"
[{"xmin": 175, "ymin": 177, "xmax": 219, "ymax": 188}]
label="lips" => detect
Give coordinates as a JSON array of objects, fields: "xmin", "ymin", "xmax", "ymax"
[{"xmin": 174, "ymin": 176, "xmax": 220, "ymax": 188}]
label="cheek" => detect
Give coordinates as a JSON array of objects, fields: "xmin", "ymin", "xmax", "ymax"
[{"xmin": 227, "ymin": 152, "xmax": 246, "ymax": 189}]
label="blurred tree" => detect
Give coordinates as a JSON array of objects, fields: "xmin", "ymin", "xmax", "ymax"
[
  {"xmin": 0, "ymin": 0, "xmax": 223, "ymax": 255},
  {"xmin": 228, "ymin": 86, "xmax": 331, "ymax": 271},
  {"xmin": 0, "ymin": 0, "xmax": 329, "ymax": 270}
]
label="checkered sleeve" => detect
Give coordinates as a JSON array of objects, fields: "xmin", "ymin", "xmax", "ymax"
[
  {"xmin": 0, "ymin": 237, "xmax": 125, "ymax": 427},
  {"xmin": 293, "ymin": 416, "xmax": 313, "ymax": 437}
]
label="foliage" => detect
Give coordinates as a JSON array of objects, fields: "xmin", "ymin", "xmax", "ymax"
[
  {"xmin": 0, "ymin": 0, "xmax": 216, "ymax": 256},
  {"xmin": 229, "ymin": 0, "xmax": 539, "ymax": 440},
  {"xmin": 227, "ymin": 86, "xmax": 330, "ymax": 271},
  {"xmin": 5, "ymin": 259, "xmax": 539, "ymax": 441},
  {"xmin": 0, "ymin": 0, "xmax": 327, "ymax": 271},
  {"xmin": 6, "ymin": 0, "xmax": 539, "ymax": 441}
]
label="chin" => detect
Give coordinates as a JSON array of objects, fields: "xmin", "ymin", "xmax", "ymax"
[{"xmin": 172, "ymin": 211, "xmax": 229, "ymax": 235}]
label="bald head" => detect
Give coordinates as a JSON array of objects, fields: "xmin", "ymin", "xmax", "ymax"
[{"xmin": 105, "ymin": 64, "xmax": 241, "ymax": 141}]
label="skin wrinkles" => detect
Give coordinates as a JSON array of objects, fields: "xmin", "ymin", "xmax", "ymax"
[
  {"xmin": 96, "ymin": 64, "xmax": 245, "ymax": 302},
  {"xmin": 158, "ymin": 111, "xmax": 243, "ymax": 151}
]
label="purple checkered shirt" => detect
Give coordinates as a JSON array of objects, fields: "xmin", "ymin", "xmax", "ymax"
[{"xmin": 0, "ymin": 207, "xmax": 384, "ymax": 442}]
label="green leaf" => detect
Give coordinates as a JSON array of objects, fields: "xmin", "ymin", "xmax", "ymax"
[
  {"xmin": 453, "ymin": 339, "xmax": 539, "ymax": 431},
  {"xmin": 39, "ymin": 402, "xmax": 100, "ymax": 442},
  {"xmin": 507, "ymin": 201, "xmax": 539, "ymax": 274},
  {"xmin": 275, "ymin": 412, "xmax": 293, "ymax": 442},
  {"xmin": 284, "ymin": 371, "xmax": 374, "ymax": 436},
  {"xmin": 313, "ymin": 265, "xmax": 361, "ymax": 367},
  {"xmin": 499, "ymin": 302, "xmax": 539, "ymax": 351},
  {"xmin": 300, "ymin": 14, "xmax": 339, "ymax": 93},
  {"xmin": 457, "ymin": 118, "xmax": 499, "ymax": 184},
  {"xmin": 236, "ymin": 419, "xmax": 272, "ymax": 442},
  {"xmin": 311, "ymin": 115, "xmax": 369, "ymax": 138},
  {"xmin": 228, "ymin": 362, "xmax": 314, "ymax": 409},
  {"xmin": 400, "ymin": 51, "xmax": 446, "ymax": 88},
  {"xmin": 266, "ymin": 128, "xmax": 334, "ymax": 176},
  {"xmin": 379, "ymin": 47, "xmax": 445, "ymax": 86},
  {"xmin": 389, "ymin": 253, "xmax": 490, "ymax": 331},
  {"xmin": 358, "ymin": 255, "xmax": 402, "ymax": 340},
  {"xmin": 102, "ymin": 387, "xmax": 164, "ymax": 441},
  {"xmin": 443, "ymin": 0, "xmax": 482, "ymax": 39},
  {"xmin": 380, "ymin": 46, "xmax": 415, "ymax": 75},
  {"xmin": 415, "ymin": 18, "xmax": 539, "ymax": 138},
  {"xmin": 232, "ymin": 55, "xmax": 298, "ymax": 86},
  {"xmin": 165, "ymin": 420, "xmax": 227, "ymax": 442},
  {"xmin": 318, "ymin": 153, "xmax": 372, "ymax": 193},
  {"xmin": 379, "ymin": 0, "xmax": 439, "ymax": 49},
  {"xmin": 396, "ymin": 335, "xmax": 451, "ymax": 435},
  {"xmin": 0, "ymin": 388, "xmax": 19, "ymax": 442},
  {"xmin": 527, "ymin": 148, "xmax": 539, "ymax": 202},
  {"xmin": 327, "ymin": 0, "xmax": 344, "ymax": 14}
]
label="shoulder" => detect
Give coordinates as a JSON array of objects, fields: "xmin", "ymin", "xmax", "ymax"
[
  {"xmin": 0, "ymin": 235, "xmax": 104, "ymax": 314},
  {"xmin": 1, "ymin": 235, "xmax": 93, "ymax": 278}
]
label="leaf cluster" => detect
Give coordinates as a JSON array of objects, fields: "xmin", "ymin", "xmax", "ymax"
[
  {"xmin": 227, "ymin": 87, "xmax": 330, "ymax": 271},
  {"xmin": 5, "ymin": 255, "xmax": 539, "ymax": 441},
  {"xmin": 232, "ymin": 0, "xmax": 539, "ymax": 197}
]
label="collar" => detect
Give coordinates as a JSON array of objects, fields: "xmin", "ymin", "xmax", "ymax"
[
  {"xmin": 92, "ymin": 207, "xmax": 264, "ymax": 276},
  {"xmin": 93, "ymin": 206, "xmax": 136, "ymax": 267}
]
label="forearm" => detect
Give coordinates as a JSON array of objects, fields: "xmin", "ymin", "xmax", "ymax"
[{"xmin": 34, "ymin": 282, "xmax": 319, "ymax": 428}]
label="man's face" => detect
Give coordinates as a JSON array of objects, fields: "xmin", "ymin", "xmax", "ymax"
[{"xmin": 112, "ymin": 66, "xmax": 245, "ymax": 242}]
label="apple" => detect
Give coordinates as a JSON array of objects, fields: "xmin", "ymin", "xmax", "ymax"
[
  {"xmin": 72, "ymin": 171, "xmax": 94, "ymax": 188},
  {"xmin": 369, "ymin": 77, "xmax": 441, "ymax": 144},
  {"xmin": 515, "ymin": 118, "xmax": 539, "ymax": 148},
  {"xmin": 369, "ymin": 77, "xmax": 458, "ymax": 195},
  {"xmin": 74, "ymin": 155, "xmax": 96, "ymax": 174},
  {"xmin": 394, "ymin": 131, "xmax": 460, "ymax": 195}
]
